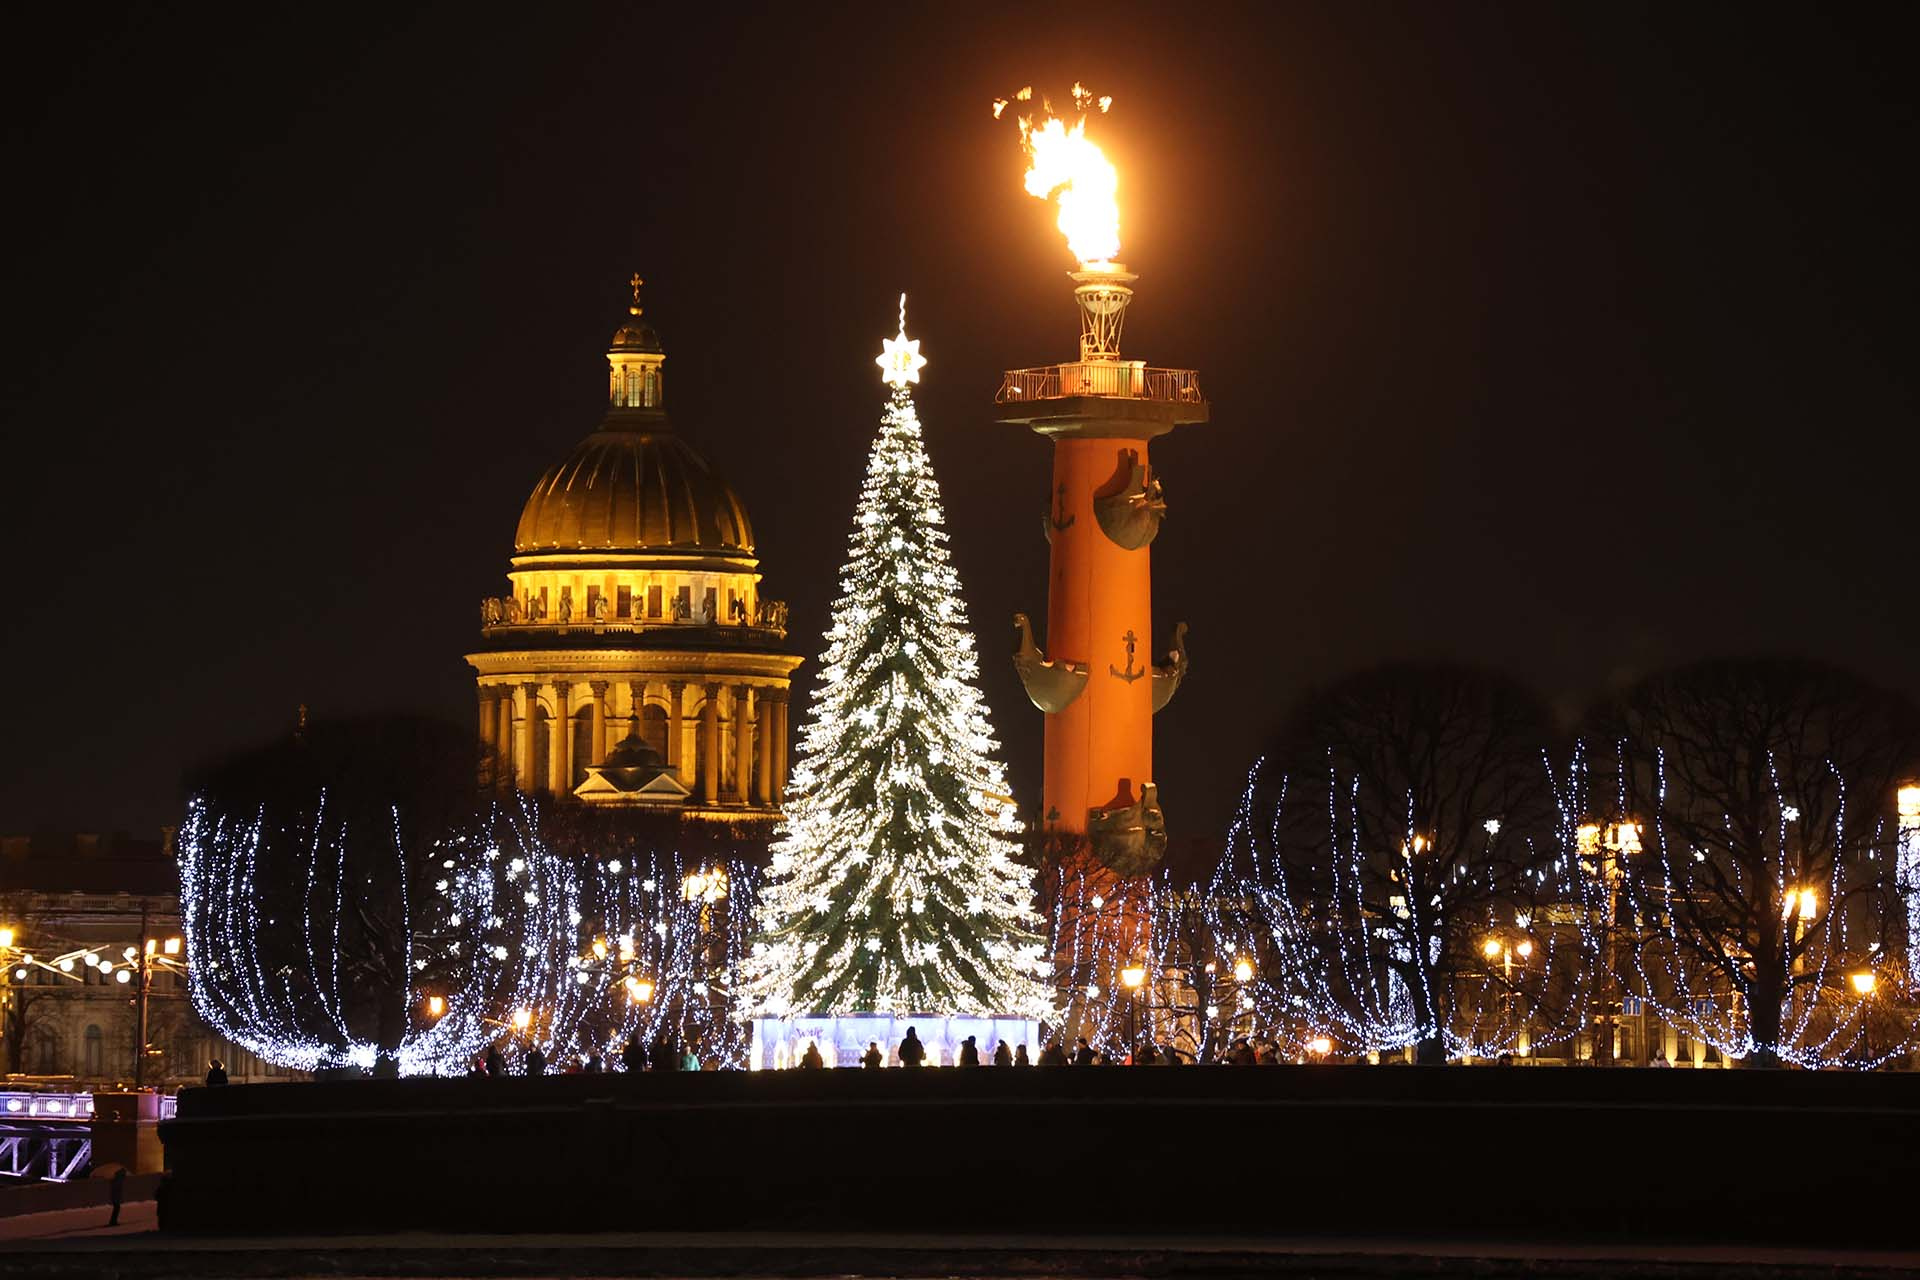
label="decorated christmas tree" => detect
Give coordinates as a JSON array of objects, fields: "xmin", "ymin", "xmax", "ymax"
[{"xmin": 748, "ymin": 297, "xmax": 1049, "ymax": 1031}]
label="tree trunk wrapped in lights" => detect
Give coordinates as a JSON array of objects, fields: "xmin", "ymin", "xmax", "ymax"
[
  {"xmin": 747, "ymin": 303, "xmax": 1050, "ymax": 1036},
  {"xmin": 1593, "ymin": 659, "xmax": 1920, "ymax": 1068}
]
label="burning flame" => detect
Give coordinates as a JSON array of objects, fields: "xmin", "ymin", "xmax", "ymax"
[{"xmin": 994, "ymin": 83, "xmax": 1119, "ymax": 266}]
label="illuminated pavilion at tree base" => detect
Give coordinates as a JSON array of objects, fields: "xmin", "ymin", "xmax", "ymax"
[{"xmin": 750, "ymin": 1014, "xmax": 1043, "ymax": 1069}]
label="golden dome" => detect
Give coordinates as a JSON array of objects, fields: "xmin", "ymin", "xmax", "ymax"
[
  {"xmin": 514, "ymin": 421, "xmax": 754, "ymax": 555},
  {"xmin": 610, "ymin": 314, "xmax": 663, "ymax": 353}
]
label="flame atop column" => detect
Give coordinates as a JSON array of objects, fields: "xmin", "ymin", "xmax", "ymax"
[{"xmin": 993, "ymin": 84, "xmax": 1119, "ymax": 267}]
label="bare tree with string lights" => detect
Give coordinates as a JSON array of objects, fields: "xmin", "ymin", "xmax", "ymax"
[
  {"xmin": 179, "ymin": 716, "xmax": 761, "ymax": 1075},
  {"xmin": 1591, "ymin": 658, "xmax": 1920, "ymax": 1068},
  {"xmin": 178, "ymin": 716, "xmax": 497, "ymax": 1074},
  {"xmin": 1225, "ymin": 665, "xmax": 1596, "ymax": 1063}
]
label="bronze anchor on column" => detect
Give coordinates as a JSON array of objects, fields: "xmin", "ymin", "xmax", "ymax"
[
  {"xmin": 1109, "ymin": 630, "xmax": 1146, "ymax": 683},
  {"xmin": 1042, "ymin": 483, "xmax": 1075, "ymax": 544}
]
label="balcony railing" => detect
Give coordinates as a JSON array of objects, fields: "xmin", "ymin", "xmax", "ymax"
[
  {"xmin": 478, "ymin": 607, "xmax": 789, "ymax": 643},
  {"xmin": 996, "ymin": 363, "xmax": 1204, "ymax": 405}
]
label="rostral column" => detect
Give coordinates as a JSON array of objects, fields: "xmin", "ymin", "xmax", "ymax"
[{"xmin": 995, "ymin": 98, "xmax": 1206, "ymax": 874}]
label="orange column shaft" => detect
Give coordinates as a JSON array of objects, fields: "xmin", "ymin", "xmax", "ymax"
[{"xmin": 1044, "ymin": 436, "xmax": 1154, "ymax": 831}]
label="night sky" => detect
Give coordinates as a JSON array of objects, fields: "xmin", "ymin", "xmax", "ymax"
[{"xmin": 4, "ymin": 5, "xmax": 1914, "ymax": 842}]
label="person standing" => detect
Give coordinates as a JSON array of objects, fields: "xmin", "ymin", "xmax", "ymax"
[
  {"xmin": 1039, "ymin": 1040, "xmax": 1069, "ymax": 1067},
  {"xmin": 862, "ymin": 1041, "xmax": 884, "ymax": 1069},
  {"xmin": 649, "ymin": 1034, "xmax": 678, "ymax": 1072},
  {"xmin": 993, "ymin": 1039, "xmax": 1013, "ymax": 1067},
  {"xmin": 959, "ymin": 1035, "xmax": 980, "ymax": 1067},
  {"xmin": 621, "ymin": 1034, "xmax": 645, "ymax": 1073},
  {"xmin": 204, "ymin": 1059, "xmax": 229, "ymax": 1086},
  {"xmin": 800, "ymin": 1040, "xmax": 825, "ymax": 1069},
  {"xmin": 899, "ymin": 1026, "xmax": 926, "ymax": 1068},
  {"xmin": 681, "ymin": 1048, "xmax": 701, "ymax": 1072},
  {"xmin": 1072, "ymin": 1037, "xmax": 1095, "ymax": 1067},
  {"xmin": 485, "ymin": 1045, "xmax": 506, "ymax": 1077},
  {"xmin": 526, "ymin": 1045, "xmax": 547, "ymax": 1077},
  {"xmin": 1014, "ymin": 1044, "xmax": 1031, "ymax": 1067}
]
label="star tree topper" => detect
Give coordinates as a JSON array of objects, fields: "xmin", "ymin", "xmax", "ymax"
[{"xmin": 876, "ymin": 292, "xmax": 928, "ymax": 389}]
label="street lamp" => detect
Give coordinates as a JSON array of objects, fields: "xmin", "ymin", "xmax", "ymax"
[
  {"xmin": 1850, "ymin": 971, "xmax": 1877, "ymax": 996},
  {"xmin": 1232, "ymin": 958, "xmax": 1254, "ymax": 983},
  {"xmin": 1121, "ymin": 963, "xmax": 1146, "ymax": 1053},
  {"xmin": 426, "ymin": 994, "xmax": 446, "ymax": 1018},
  {"xmin": 1580, "ymin": 818, "xmax": 1640, "ymax": 1066}
]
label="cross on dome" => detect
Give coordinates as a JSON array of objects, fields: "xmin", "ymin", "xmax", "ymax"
[{"xmin": 876, "ymin": 291, "xmax": 928, "ymax": 389}]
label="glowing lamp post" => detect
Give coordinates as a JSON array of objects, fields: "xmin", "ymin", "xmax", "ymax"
[
  {"xmin": 1580, "ymin": 819, "xmax": 1639, "ymax": 1065},
  {"xmin": 1121, "ymin": 962, "xmax": 1147, "ymax": 1053},
  {"xmin": 993, "ymin": 85, "xmax": 1206, "ymax": 874}
]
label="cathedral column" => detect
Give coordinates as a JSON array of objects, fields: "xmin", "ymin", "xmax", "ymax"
[
  {"xmin": 551, "ymin": 682, "xmax": 573, "ymax": 794},
  {"xmin": 588, "ymin": 681, "xmax": 609, "ymax": 765},
  {"xmin": 755, "ymin": 686, "xmax": 774, "ymax": 805},
  {"xmin": 701, "ymin": 684, "xmax": 720, "ymax": 806},
  {"xmin": 517, "ymin": 682, "xmax": 540, "ymax": 792},
  {"xmin": 666, "ymin": 680, "xmax": 685, "ymax": 771},
  {"xmin": 773, "ymin": 690, "xmax": 790, "ymax": 797},
  {"xmin": 628, "ymin": 680, "xmax": 646, "ymax": 745},
  {"xmin": 476, "ymin": 687, "xmax": 496, "ymax": 788},
  {"xmin": 733, "ymin": 685, "xmax": 754, "ymax": 804},
  {"xmin": 495, "ymin": 693, "xmax": 514, "ymax": 791}
]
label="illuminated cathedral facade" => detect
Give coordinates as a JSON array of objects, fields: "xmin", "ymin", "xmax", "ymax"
[{"xmin": 467, "ymin": 282, "xmax": 801, "ymax": 821}]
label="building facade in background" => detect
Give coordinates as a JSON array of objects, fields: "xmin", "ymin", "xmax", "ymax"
[{"xmin": 0, "ymin": 833, "xmax": 284, "ymax": 1087}]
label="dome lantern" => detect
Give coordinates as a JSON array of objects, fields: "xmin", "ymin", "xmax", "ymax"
[{"xmin": 609, "ymin": 272, "xmax": 665, "ymax": 409}]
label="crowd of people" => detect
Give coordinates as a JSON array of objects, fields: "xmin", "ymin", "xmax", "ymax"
[
  {"xmin": 468, "ymin": 1032, "xmax": 705, "ymax": 1077},
  {"xmin": 448, "ymin": 1028, "xmax": 1317, "ymax": 1077},
  {"xmin": 787, "ymin": 1028, "xmax": 1298, "ymax": 1069}
]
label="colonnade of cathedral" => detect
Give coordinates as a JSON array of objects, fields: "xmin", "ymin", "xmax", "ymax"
[{"xmin": 476, "ymin": 677, "xmax": 789, "ymax": 810}]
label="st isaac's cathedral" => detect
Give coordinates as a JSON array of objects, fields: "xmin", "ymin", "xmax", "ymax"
[{"xmin": 467, "ymin": 282, "xmax": 801, "ymax": 821}]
